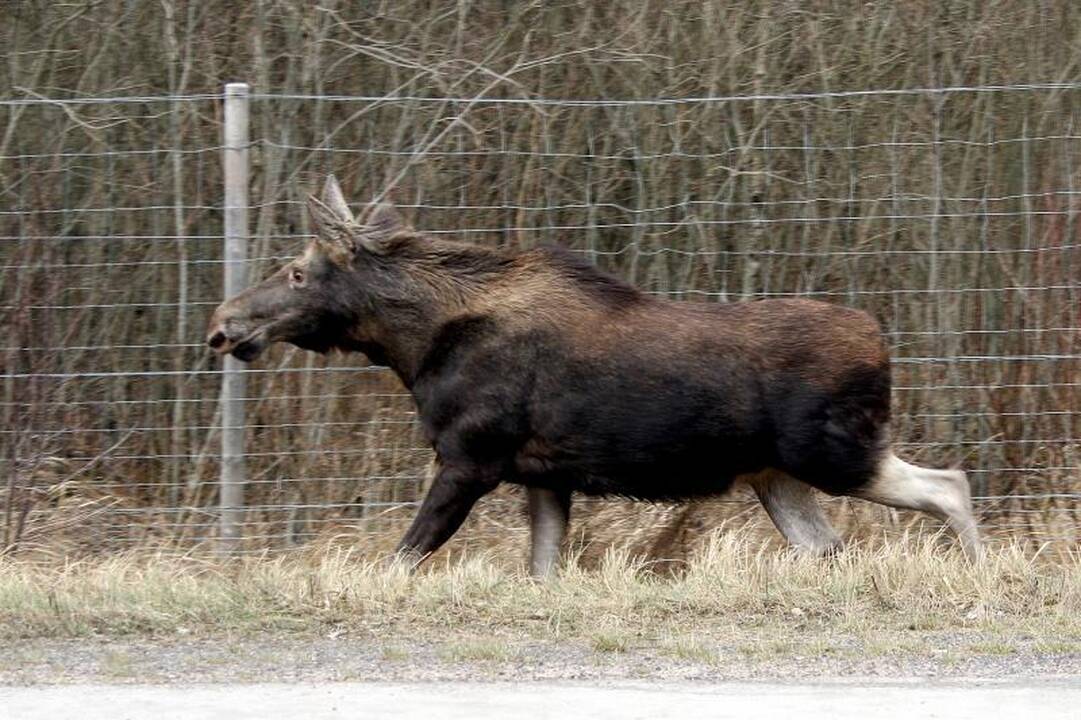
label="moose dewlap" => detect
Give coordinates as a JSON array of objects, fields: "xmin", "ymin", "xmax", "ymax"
[{"xmin": 207, "ymin": 175, "xmax": 981, "ymax": 576}]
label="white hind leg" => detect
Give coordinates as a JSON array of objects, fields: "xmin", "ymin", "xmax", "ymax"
[
  {"xmin": 853, "ymin": 452, "xmax": 982, "ymax": 559},
  {"xmin": 747, "ymin": 470, "xmax": 843, "ymax": 555}
]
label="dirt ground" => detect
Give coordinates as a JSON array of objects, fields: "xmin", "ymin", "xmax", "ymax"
[{"xmin": 2, "ymin": 632, "xmax": 1079, "ymax": 686}]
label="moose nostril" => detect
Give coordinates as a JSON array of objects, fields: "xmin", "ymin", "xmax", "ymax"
[{"xmin": 207, "ymin": 330, "xmax": 227, "ymax": 349}]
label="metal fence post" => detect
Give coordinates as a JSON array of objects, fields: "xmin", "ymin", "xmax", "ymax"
[{"xmin": 220, "ymin": 82, "xmax": 250, "ymax": 553}]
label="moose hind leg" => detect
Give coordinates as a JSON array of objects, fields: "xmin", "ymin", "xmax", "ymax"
[
  {"xmin": 527, "ymin": 487, "xmax": 571, "ymax": 578},
  {"xmin": 747, "ymin": 471, "xmax": 843, "ymax": 555},
  {"xmin": 852, "ymin": 452, "xmax": 982, "ymax": 559}
]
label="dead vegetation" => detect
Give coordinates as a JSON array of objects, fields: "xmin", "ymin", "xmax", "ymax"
[
  {"xmin": 2, "ymin": 2, "xmax": 1079, "ymax": 556},
  {"xmin": 1, "ymin": 535, "xmax": 1078, "ymax": 649}
]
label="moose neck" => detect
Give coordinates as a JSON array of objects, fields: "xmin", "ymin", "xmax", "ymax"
[
  {"xmin": 348, "ymin": 291, "xmax": 478, "ymax": 391},
  {"xmin": 341, "ymin": 240, "xmax": 517, "ymax": 388}
]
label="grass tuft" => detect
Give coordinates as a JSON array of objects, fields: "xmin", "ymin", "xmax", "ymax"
[
  {"xmin": 439, "ymin": 638, "xmax": 518, "ymax": 662},
  {"xmin": 659, "ymin": 635, "xmax": 717, "ymax": 664},
  {"xmin": 590, "ymin": 630, "xmax": 631, "ymax": 654}
]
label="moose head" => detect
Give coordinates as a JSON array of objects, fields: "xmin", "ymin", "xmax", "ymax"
[{"xmin": 205, "ymin": 176, "xmax": 438, "ymax": 366}]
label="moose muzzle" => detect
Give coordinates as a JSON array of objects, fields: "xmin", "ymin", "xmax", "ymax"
[{"xmin": 205, "ymin": 304, "xmax": 269, "ymax": 361}]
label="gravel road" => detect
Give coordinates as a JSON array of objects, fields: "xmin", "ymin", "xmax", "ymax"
[{"xmin": 1, "ymin": 635, "xmax": 1078, "ymax": 685}]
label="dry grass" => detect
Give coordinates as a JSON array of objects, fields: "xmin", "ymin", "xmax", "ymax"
[{"xmin": 1, "ymin": 535, "xmax": 1077, "ymax": 650}]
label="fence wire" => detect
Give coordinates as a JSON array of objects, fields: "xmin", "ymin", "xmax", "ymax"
[{"xmin": 1, "ymin": 84, "xmax": 1079, "ymax": 555}]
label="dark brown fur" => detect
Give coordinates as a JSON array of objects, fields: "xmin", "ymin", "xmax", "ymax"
[{"xmin": 207, "ymin": 181, "xmax": 893, "ymax": 563}]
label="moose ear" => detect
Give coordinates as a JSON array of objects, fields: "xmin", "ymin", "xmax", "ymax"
[
  {"xmin": 307, "ymin": 194, "xmax": 357, "ymax": 259},
  {"xmin": 368, "ymin": 202, "xmax": 404, "ymax": 235},
  {"xmin": 320, "ymin": 174, "xmax": 354, "ymax": 224},
  {"xmin": 357, "ymin": 202, "xmax": 408, "ymax": 254}
]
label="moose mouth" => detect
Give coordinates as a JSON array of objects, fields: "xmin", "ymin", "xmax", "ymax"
[
  {"xmin": 231, "ymin": 334, "xmax": 268, "ymax": 362},
  {"xmin": 207, "ymin": 328, "xmax": 269, "ymax": 362}
]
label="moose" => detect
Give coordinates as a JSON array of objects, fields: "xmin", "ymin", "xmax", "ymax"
[{"xmin": 207, "ymin": 175, "xmax": 981, "ymax": 575}]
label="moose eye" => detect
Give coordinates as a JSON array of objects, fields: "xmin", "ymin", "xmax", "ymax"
[{"xmin": 289, "ymin": 268, "xmax": 305, "ymax": 286}]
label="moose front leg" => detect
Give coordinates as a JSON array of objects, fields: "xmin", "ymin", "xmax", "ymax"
[{"xmin": 395, "ymin": 463, "xmax": 499, "ymax": 567}]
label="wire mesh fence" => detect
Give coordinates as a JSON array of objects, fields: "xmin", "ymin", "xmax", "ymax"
[{"xmin": 1, "ymin": 83, "xmax": 1079, "ymax": 556}]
